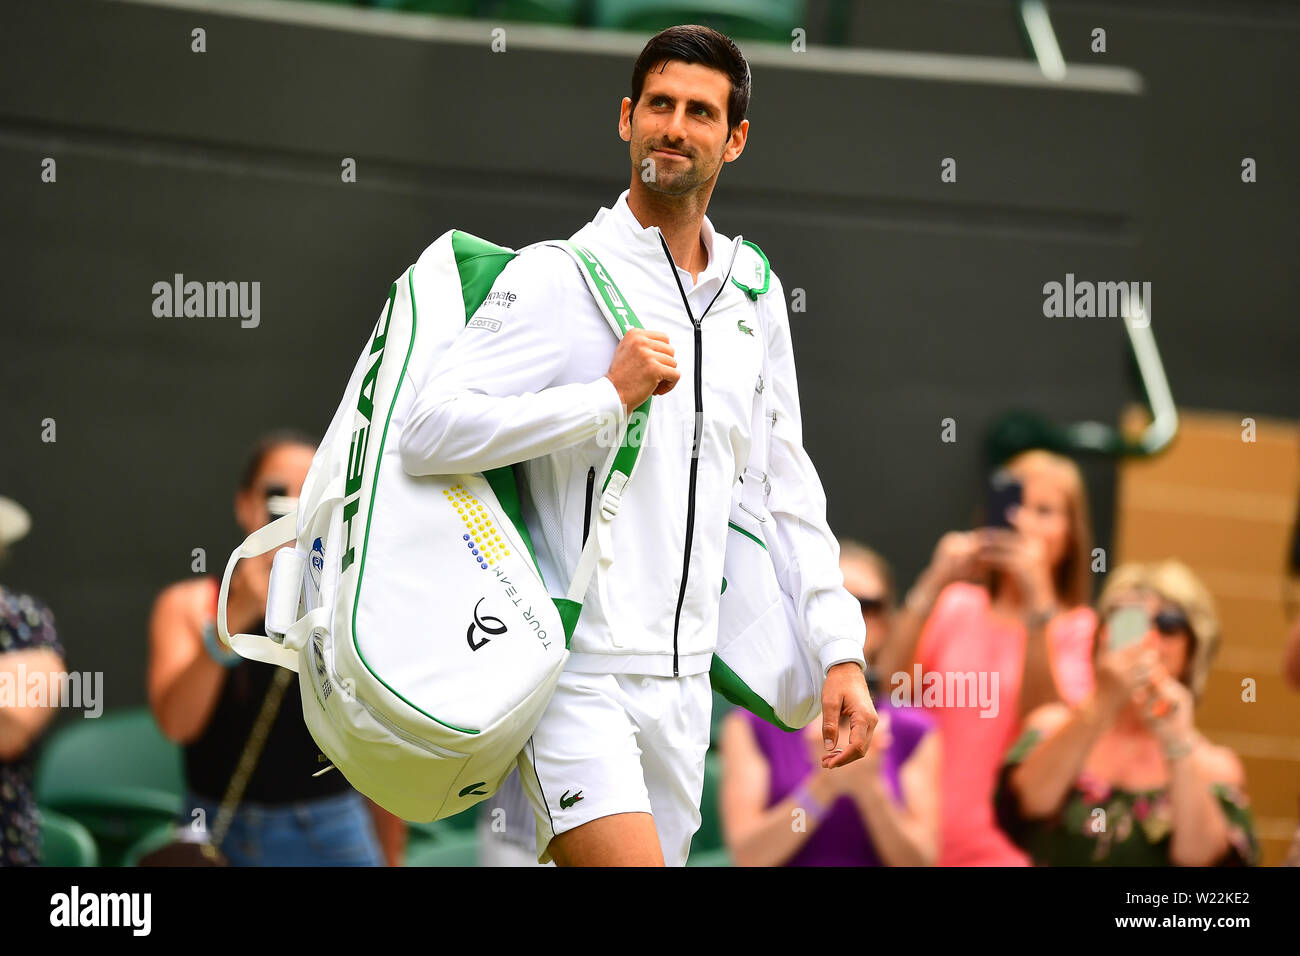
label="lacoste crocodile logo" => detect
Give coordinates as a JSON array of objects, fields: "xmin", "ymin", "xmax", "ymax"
[
  {"xmin": 560, "ymin": 789, "xmax": 584, "ymax": 809},
  {"xmin": 737, "ymin": 319, "xmax": 754, "ymax": 336}
]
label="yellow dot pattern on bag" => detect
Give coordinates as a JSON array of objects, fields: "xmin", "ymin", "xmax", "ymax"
[{"xmin": 444, "ymin": 483, "xmax": 509, "ymax": 567}]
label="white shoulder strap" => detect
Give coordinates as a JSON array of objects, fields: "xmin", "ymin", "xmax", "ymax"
[{"xmin": 737, "ymin": 245, "xmax": 774, "ymax": 525}]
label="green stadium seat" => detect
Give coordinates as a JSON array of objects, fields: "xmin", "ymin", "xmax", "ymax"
[
  {"xmin": 405, "ymin": 819, "xmax": 445, "ymax": 843},
  {"xmin": 438, "ymin": 804, "xmax": 481, "ymax": 831},
  {"xmin": 693, "ymin": 750, "xmax": 724, "ymax": 853},
  {"xmin": 369, "ymin": 0, "xmax": 480, "ymax": 15},
  {"xmin": 39, "ymin": 790, "xmax": 180, "ymax": 868},
  {"xmin": 686, "ymin": 845, "xmax": 732, "ymax": 866},
  {"xmin": 592, "ymin": 0, "xmax": 804, "ymax": 44},
  {"xmin": 403, "ymin": 804, "xmax": 481, "ymax": 860},
  {"xmin": 119, "ymin": 822, "xmax": 184, "ymax": 867},
  {"xmin": 405, "ymin": 832, "xmax": 480, "ymax": 866},
  {"xmin": 478, "ymin": 0, "xmax": 582, "ymax": 25},
  {"xmin": 35, "ymin": 708, "xmax": 184, "ymax": 803},
  {"xmin": 34, "ymin": 708, "xmax": 184, "ymax": 866},
  {"xmin": 39, "ymin": 809, "xmax": 99, "ymax": 867}
]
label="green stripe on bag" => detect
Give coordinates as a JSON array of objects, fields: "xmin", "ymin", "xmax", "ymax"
[
  {"xmin": 709, "ymin": 656, "xmax": 799, "ymax": 733},
  {"xmin": 562, "ymin": 241, "xmax": 652, "ymax": 491}
]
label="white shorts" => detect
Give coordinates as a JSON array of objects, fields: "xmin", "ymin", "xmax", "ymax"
[{"xmin": 516, "ymin": 668, "xmax": 713, "ymax": 866}]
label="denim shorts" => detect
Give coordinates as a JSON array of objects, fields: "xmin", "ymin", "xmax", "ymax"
[{"xmin": 181, "ymin": 789, "xmax": 384, "ymax": 867}]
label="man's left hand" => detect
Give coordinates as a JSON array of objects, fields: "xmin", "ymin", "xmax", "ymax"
[{"xmin": 820, "ymin": 661, "xmax": 877, "ymax": 769}]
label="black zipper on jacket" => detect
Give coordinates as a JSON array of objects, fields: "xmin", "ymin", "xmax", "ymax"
[
  {"xmin": 659, "ymin": 231, "xmax": 735, "ymax": 677},
  {"xmin": 582, "ymin": 466, "xmax": 595, "ymax": 547}
]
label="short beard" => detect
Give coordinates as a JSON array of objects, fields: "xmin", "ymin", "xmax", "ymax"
[{"xmin": 635, "ymin": 143, "xmax": 716, "ymax": 196}]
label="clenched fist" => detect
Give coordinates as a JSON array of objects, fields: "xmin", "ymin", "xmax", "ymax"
[{"xmin": 605, "ymin": 329, "xmax": 680, "ymax": 415}]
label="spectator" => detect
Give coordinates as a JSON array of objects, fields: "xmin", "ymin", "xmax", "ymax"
[
  {"xmin": 0, "ymin": 585, "xmax": 65, "ymax": 868},
  {"xmin": 839, "ymin": 540, "xmax": 897, "ymax": 678},
  {"xmin": 875, "ymin": 449, "xmax": 1097, "ymax": 865},
  {"xmin": 147, "ymin": 432, "xmax": 400, "ymax": 866},
  {"xmin": 0, "ymin": 495, "xmax": 68, "ymax": 867},
  {"xmin": 996, "ymin": 560, "xmax": 1257, "ymax": 865},
  {"xmin": 718, "ymin": 543, "xmax": 939, "ymax": 866}
]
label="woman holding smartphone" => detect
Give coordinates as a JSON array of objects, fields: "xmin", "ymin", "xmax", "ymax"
[
  {"xmin": 995, "ymin": 560, "xmax": 1257, "ymax": 865},
  {"xmin": 874, "ymin": 449, "xmax": 1098, "ymax": 865}
]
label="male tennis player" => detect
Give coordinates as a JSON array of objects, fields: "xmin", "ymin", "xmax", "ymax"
[{"xmin": 400, "ymin": 25, "xmax": 875, "ymax": 866}]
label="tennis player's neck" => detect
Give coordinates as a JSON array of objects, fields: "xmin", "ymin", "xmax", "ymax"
[{"xmin": 627, "ymin": 186, "xmax": 711, "ymax": 282}]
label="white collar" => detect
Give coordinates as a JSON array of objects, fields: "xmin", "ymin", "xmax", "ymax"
[{"xmin": 599, "ymin": 189, "xmax": 726, "ymax": 286}]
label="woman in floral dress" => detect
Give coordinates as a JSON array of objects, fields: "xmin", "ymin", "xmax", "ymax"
[{"xmin": 995, "ymin": 560, "xmax": 1257, "ymax": 865}]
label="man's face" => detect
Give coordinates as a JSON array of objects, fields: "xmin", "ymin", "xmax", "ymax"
[{"xmin": 620, "ymin": 60, "xmax": 747, "ymax": 196}]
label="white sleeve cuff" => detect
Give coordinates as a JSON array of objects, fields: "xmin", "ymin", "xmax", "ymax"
[
  {"xmin": 818, "ymin": 638, "xmax": 867, "ymax": 678},
  {"xmin": 589, "ymin": 375, "xmax": 627, "ymax": 435}
]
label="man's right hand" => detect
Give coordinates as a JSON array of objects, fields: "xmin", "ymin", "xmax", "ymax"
[{"xmin": 605, "ymin": 329, "xmax": 679, "ymax": 416}]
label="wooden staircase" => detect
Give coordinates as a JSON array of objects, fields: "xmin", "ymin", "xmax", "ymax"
[{"xmin": 1116, "ymin": 406, "xmax": 1299, "ymax": 865}]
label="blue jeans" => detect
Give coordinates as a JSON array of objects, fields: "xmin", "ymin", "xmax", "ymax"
[{"xmin": 183, "ymin": 789, "xmax": 384, "ymax": 867}]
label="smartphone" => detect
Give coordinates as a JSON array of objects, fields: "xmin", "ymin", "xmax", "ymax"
[
  {"xmin": 985, "ymin": 470, "xmax": 1023, "ymax": 529},
  {"xmin": 1107, "ymin": 605, "xmax": 1149, "ymax": 650}
]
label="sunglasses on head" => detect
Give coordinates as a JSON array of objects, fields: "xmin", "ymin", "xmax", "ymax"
[{"xmin": 858, "ymin": 596, "xmax": 887, "ymax": 614}]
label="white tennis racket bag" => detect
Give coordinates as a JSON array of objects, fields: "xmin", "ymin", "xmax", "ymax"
[{"xmin": 216, "ymin": 232, "xmax": 650, "ymax": 822}]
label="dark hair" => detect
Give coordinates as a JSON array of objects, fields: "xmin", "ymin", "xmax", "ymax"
[
  {"xmin": 238, "ymin": 429, "xmax": 317, "ymax": 491},
  {"xmin": 630, "ymin": 25, "xmax": 751, "ymax": 133}
]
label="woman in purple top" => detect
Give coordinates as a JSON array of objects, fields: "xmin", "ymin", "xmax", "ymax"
[{"xmin": 720, "ymin": 542, "xmax": 941, "ymax": 866}]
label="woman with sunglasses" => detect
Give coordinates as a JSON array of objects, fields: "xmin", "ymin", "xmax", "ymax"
[
  {"xmin": 994, "ymin": 561, "xmax": 1258, "ymax": 865},
  {"xmin": 148, "ymin": 431, "xmax": 400, "ymax": 866}
]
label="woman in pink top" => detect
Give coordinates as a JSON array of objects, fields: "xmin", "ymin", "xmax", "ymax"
[{"xmin": 875, "ymin": 450, "xmax": 1097, "ymax": 866}]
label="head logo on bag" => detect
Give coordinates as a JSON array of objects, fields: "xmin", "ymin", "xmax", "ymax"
[{"xmin": 339, "ymin": 282, "xmax": 396, "ymax": 575}]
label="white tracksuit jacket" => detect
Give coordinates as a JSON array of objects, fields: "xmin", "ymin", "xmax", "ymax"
[{"xmin": 399, "ymin": 189, "xmax": 865, "ymax": 680}]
